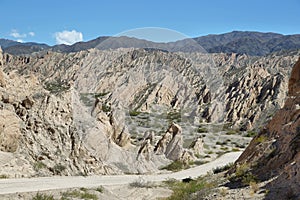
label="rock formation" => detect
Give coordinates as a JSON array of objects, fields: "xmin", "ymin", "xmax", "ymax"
[
  {"xmin": 0, "ymin": 46, "xmax": 299, "ymax": 178},
  {"xmin": 0, "ymin": 47, "xmax": 6, "ymax": 87},
  {"xmin": 189, "ymin": 136, "xmax": 204, "ymax": 156},
  {"xmin": 3, "ymin": 49, "xmax": 299, "ymax": 131},
  {"xmin": 233, "ymin": 58, "xmax": 300, "ymax": 199}
]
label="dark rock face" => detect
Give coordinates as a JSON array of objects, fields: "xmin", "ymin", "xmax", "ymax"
[{"xmin": 234, "ymin": 58, "xmax": 300, "ymax": 199}]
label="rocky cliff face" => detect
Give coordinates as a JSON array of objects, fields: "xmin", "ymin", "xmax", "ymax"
[
  {"xmin": 234, "ymin": 58, "xmax": 300, "ymax": 199},
  {"xmin": 0, "ymin": 47, "xmax": 299, "ymax": 178}
]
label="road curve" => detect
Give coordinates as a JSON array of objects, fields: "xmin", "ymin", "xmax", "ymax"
[{"xmin": 0, "ymin": 151, "xmax": 241, "ymax": 195}]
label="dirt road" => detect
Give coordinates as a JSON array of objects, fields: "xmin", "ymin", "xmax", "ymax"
[{"xmin": 0, "ymin": 151, "xmax": 241, "ymax": 195}]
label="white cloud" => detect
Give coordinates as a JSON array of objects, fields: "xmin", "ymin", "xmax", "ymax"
[
  {"xmin": 9, "ymin": 30, "xmax": 35, "ymax": 42},
  {"xmin": 55, "ymin": 30, "xmax": 83, "ymax": 45},
  {"xmin": 10, "ymin": 29, "xmax": 26, "ymax": 38},
  {"xmin": 28, "ymin": 32, "xmax": 35, "ymax": 37}
]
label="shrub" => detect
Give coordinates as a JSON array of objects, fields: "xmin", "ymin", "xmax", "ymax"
[
  {"xmin": 102, "ymin": 104, "xmax": 111, "ymax": 112},
  {"xmin": 0, "ymin": 174, "xmax": 8, "ymax": 179},
  {"xmin": 242, "ymin": 173, "xmax": 257, "ymax": 186},
  {"xmin": 226, "ymin": 130, "xmax": 238, "ymax": 135},
  {"xmin": 44, "ymin": 81, "xmax": 70, "ymax": 94},
  {"xmin": 250, "ymin": 181, "xmax": 259, "ymax": 194},
  {"xmin": 129, "ymin": 179, "xmax": 155, "ymax": 188},
  {"xmin": 213, "ymin": 162, "xmax": 234, "ymax": 174},
  {"xmin": 232, "ymin": 148, "xmax": 240, "ymax": 152},
  {"xmin": 32, "ymin": 193, "xmax": 54, "ymax": 200},
  {"xmin": 53, "ymin": 164, "xmax": 66, "ymax": 174},
  {"xmin": 255, "ymin": 135, "xmax": 267, "ymax": 143},
  {"xmin": 61, "ymin": 189, "xmax": 97, "ymax": 200},
  {"xmin": 245, "ymin": 131, "xmax": 256, "ymax": 137},
  {"xmin": 197, "ymin": 127, "xmax": 208, "ymax": 133},
  {"xmin": 229, "ymin": 163, "xmax": 258, "ymax": 186},
  {"xmin": 95, "ymin": 186, "xmax": 104, "ymax": 193},
  {"xmin": 235, "ymin": 163, "xmax": 250, "ymax": 178},
  {"xmin": 164, "ymin": 176, "xmax": 217, "ymax": 200},
  {"xmin": 161, "ymin": 160, "xmax": 184, "ymax": 172},
  {"xmin": 34, "ymin": 161, "xmax": 46, "ymax": 171},
  {"xmin": 129, "ymin": 110, "xmax": 141, "ymax": 116}
]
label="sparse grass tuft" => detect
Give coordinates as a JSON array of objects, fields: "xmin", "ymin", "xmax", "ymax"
[
  {"xmin": 129, "ymin": 110, "xmax": 141, "ymax": 116},
  {"xmin": 226, "ymin": 130, "xmax": 238, "ymax": 135},
  {"xmin": 164, "ymin": 176, "xmax": 218, "ymax": 200},
  {"xmin": 61, "ymin": 189, "xmax": 97, "ymax": 200},
  {"xmin": 250, "ymin": 181, "xmax": 259, "ymax": 194},
  {"xmin": 232, "ymin": 147, "xmax": 240, "ymax": 152},
  {"xmin": 129, "ymin": 179, "xmax": 155, "ymax": 188},
  {"xmin": 0, "ymin": 174, "xmax": 8, "ymax": 179},
  {"xmin": 32, "ymin": 193, "xmax": 54, "ymax": 200},
  {"xmin": 255, "ymin": 135, "xmax": 267, "ymax": 143}
]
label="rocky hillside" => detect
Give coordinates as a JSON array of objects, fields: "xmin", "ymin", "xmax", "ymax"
[
  {"xmin": 0, "ymin": 45, "xmax": 299, "ymax": 178},
  {"xmin": 3, "ymin": 48, "xmax": 299, "ymax": 130},
  {"xmin": 232, "ymin": 58, "xmax": 300, "ymax": 199}
]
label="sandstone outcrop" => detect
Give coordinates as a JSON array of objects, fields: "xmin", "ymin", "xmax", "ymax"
[{"xmin": 234, "ymin": 58, "xmax": 300, "ymax": 199}]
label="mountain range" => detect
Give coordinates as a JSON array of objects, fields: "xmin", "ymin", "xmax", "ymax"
[{"xmin": 1, "ymin": 31, "xmax": 300, "ymax": 56}]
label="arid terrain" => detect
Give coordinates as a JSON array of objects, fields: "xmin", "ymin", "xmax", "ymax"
[{"xmin": 0, "ymin": 32, "xmax": 299, "ymax": 199}]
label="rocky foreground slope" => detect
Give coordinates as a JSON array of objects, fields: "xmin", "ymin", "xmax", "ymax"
[
  {"xmin": 233, "ymin": 58, "xmax": 300, "ymax": 199},
  {"xmin": 0, "ymin": 46, "xmax": 299, "ymax": 178}
]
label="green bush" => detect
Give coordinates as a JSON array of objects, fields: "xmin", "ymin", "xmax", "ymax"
[{"xmin": 161, "ymin": 160, "xmax": 184, "ymax": 172}]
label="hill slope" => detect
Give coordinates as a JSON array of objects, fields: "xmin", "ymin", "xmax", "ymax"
[
  {"xmin": 233, "ymin": 58, "xmax": 300, "ymax": 199},
  {"xmin": 1, "ymin": 31, "xmax": 300, "ymax": 56}
]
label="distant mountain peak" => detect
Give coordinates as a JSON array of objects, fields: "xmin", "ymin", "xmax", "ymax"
[{"xmin": 1, "ymin": 31, "xmax": 300, "ymax": 56}]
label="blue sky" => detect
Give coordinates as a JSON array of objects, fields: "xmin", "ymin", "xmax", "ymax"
[{"xmin": 0, "ymin": 0, "xmax": 299, "ymax": 45}]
